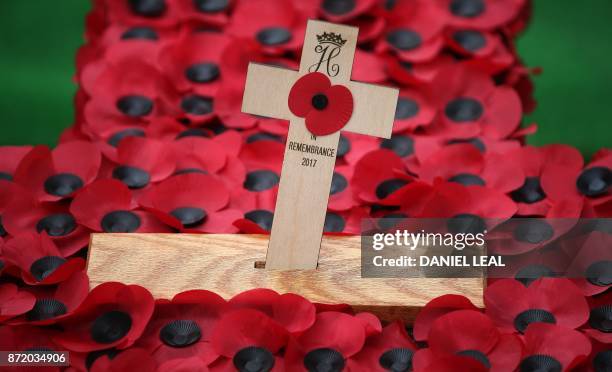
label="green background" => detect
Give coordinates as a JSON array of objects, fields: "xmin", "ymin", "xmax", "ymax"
[{"xmin": 0, "ymin": 1, "xmax": 610, "ymax": 157}]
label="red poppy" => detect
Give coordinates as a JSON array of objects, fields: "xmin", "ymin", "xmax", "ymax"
[
  {"xmin": 53, "ymin": 282, "xmax": 154, "ymax": 352},
  {"xmin": 376, "ymin": 1, "xmax": 445, "ymax": 62},
  {"xmin": 284, "ymin": 311, "xmax": 367, "ymax": 371},
  {"xmin": 11, "ymin": 271, "xmax": 89, "ymax": 325},
  {"xmin": 351, "ymin": 50, "xmax": 387, "ymax": 84},
  {"xmin": 352, "ymin": 149, "xmax": 412, "ymax": 204},
  {"xmin": 0, "ymin": 283, "xmax": 36, "ymax": 323},
  {"xmin": 104, "ymin": 0, "xmax": 182, "ymax": 28},
  {"xmin": 136, "ymin": 290, "xmax": 227, "ymax": 366},
  {"xmin": 484, "ymin": 278, "xmax": 589, "ymax": 333},
  {"xmin": 348, "ymin": 321, "xmax": 417, "ymax": 371},
  {"xmin": 95, "ymin": 23, "xmax": 177, "ymax": 51},
  {"xmin": 139, "ymin": 173, "xmax": 241, "ymax": 233},
  {"xmin": 317, "ymin": 0, "xmax": 377, "ymax": 22},
  {"xmin": 288, "ymin": 72, "xmax": 354, "ymax": 136},
  {"xmin": 564, "ymin": 231, "xmax": 612, "ymax": 296},
  {"xmin": 0, "ymin": 325, "xmax": 63, "ymax": 358},
  {"xmin": 70, "ymin": 179, "xmax": 173, "ymax": 233},
  {"xmin": 389, "ymin": 89, "xmax": 436, "ymax": 133},
  {"xmin": 227, "ymin": 0, "xmax": 307, "ymax": 55},
  {"xmin": 520, "ymin": 323, "xmax": 591, "ymax": 372},
  {"xmin": 412, "ymin": 135, "xmax": 521, "ymax": 164},
  {"xmin": 583, "ymin": 291, "xmax": 612, "ymax": 344},
  {"xmin": 384, "ymin": 54, "xmax": 455, "ymax": 86},
  {"xmin": 413, "ymin": 294, "xmax": 480, "ymax": 342},
  {"xmin": 210, "ymin": 308, "xmax": 288, "ymax": 371},
  {"xmin": 424, "ymin": 65, "xmax": 523, "ymax": 140},
  {"xmin": 237, "ymin": 140, "xmax": 283, "ymax": 211},
  {"xmin": 13, "ymin": 142, "xmax": 101, "ymax": 202},
  {"xmin": 2, "ymin": 233, "xmax": 85, "ymax": 285},
  {"xmin": 323, "ymin": 207, "xmax": 369, "ymax": 235},
  {"xmin": 159, "ymin": 32, "xmax": 230, "ymax": 97},
  {"xmin": 583, "ymin": 339, "xmax": 612, "ymax": 372},
  {"xmin": 413, "ymin": 352, "xmax": 489, "ymax": 372},
  {"xmin": 0, "ymin": 146, "xmax": 32, "ymax": 181},
  {"xmin": 433, "ymin": 0, "xmax": 527, "ymax": 30},
  {"xmin": 328, "ymin": 165, "xmax": 359, "ymax": 212},
  {"xmin": 173, "ymin": 0, "xmax": 232, "ymax": 27},
  {"xmin": 90, "ymin": 348, "xmax": 157, "ymax": 372},
  {"xmin": 158, "ymin": 357, "xmax": 210, "ymax": 372}
]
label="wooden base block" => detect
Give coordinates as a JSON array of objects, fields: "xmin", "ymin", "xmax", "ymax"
[{"xmin": 87, "ymin": 234, "xmax": 484, "ymax": 321}]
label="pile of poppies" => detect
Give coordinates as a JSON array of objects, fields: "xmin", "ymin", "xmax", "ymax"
[{"xmin": 0, "ymin": 0, "xmax": 610, "ymax": 370}]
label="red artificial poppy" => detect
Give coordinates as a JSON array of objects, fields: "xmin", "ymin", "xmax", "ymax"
[
  {"xmin": 424, "ymin": 65, "xmax": 523, "ymax": 140},
  {"xmin": 328, "ymin": 165, "xmax": 358, "ymax": 212},
  {"xmin": 323, "ymin": 207, "xmax": 369, "ymax": 235},
  {"xmin": 104, "ymin": 0, "xmax": 181, "ymax": 28},
  {"xmin": 2, "ymin": 233, "xmax": 85, "ymax": 285},
  {"xmin": 90, "ymin": 348, "xmax": 157, "ymax": 372},
  {"xmin": 409, "ymin": 143, "xmax": 525, "ymax": 193},
  {"xmin": 10, "ymin": 271, "xmax": 89, "ymax": 325},
  {"xmin": 53, "ymin": 282, "xmax": 154, "ymax": 352},
  {"xmin": 237, "ymin": 140, "xmax": 283, "ymax": 207},
  {"xmin": 228, "ymin": 289, "xmax": 316, "ymax": 334},
  {"xmin": 284, "ymin": 311, "xmax": 367, "ymax": 371},
  {"xmin": 0, "ymin": 324, "xmax": 63, "ymax": 359},
  {"xmin": 484, "ymin": 278, "xmax": 589, "ymax": 333},
  {"xmin": 140, "ymin": 173, "xmax": 241, "ymax": 233},
  {"xmin": 583, "ymin": 291, "xmax": 612, "ymax": 344},
  {"xmin": 415, "ymin": 310, "xmax": 522, "ymax": 371},
  {"xmin": 70, "ymin": 179, "xmax": 172, "ymax": 233},
  {"xmin": 95, "ymin": 23, "xmax": 177, "ymax": 51},
  {"xmin": 413, "ymin": 294, "xmax": 480, "ymax": 342},
  {"xmin": 389, "ymin": 89, "xmax": 436, "ymax": 133},
  {"xmin": 158, "ymin": 32, "xmax": 230, "ymax": 97},
  {"xmin": 317, "ymin": 0, "xmax": 377, "ymax": 22},
  {"xmin": 173, "ymin": 0, "xmax": 233, "ymax": 27},
  {"xmin": 210, "ymin": 308, "xmax": 289, "ymax": 371},
  {"xmin": 158, "ymin": 357, "xmax": 210, "ymax": 372},
  {"xmin": 136, "ymin": 290, "xmax": 228, "ymax": 366},
  {"xmin": 288, "ymin": 72, "xmax": 354, "ymax": 136},
  {"xmin": 351, "ymin": 50, "xmax": 387, "ymax": 83},
  {"xmin": 339, "ymin": 133, "xmax": 380, "ymax": 166},
  {"xmin": 0, "ymin": 283, "xmax": 36, "ymax": 323},
  {"xmin": 227, "ymin": 0, "xmax": 307, "ymax": 55},
  {"xmin": 583, "ymin": 339, "xmax": 612, "ymax": 372},
  {"xmin": 352, "ymin": 149, "xmax": 412, "ymax": 204},
  {"xmin": 384, "ymin": 54, "xmax": 455, "ymax": 86},
  {"xmin": 3, "ymin": 189, "xmax": 90, "ymax": 257},
  {"xmin": 376, "ymin": 1, "xmax": 445, "ymax": 62},
  {"xmin": 0, "ymin": 180, "xmax": 26, "ymax": 243},
  {"xmin": 0, "ymin": 146, "xmax": 32, "ymax": 181},
  {"xmin": 13, "ymin": 142, "xmax": 101, "ymax": 202},
  {"xmin": 564, "ymin": 231, "xmax": 612, "ymax": 296},
  {"xmin": 147, "ymin": 116, "xmax": 214, "ymax": 141},
  {"xmin": 412, "ymin": 135, "xmax": 521, "ymax": 164},
  {"xmin": 348, "ymin": 321, "xmax": 417, "ymax": 371},
  {"xmin": 520, "ymin": 323, "xmax": 591, "ymax": 371},
  {"xmin": 413, "ymin": 352, "xmax": 489, "ymax": 372},
  {"xmin": 433, "ymin": 0, "xmax": 527, "ymax": 29}
]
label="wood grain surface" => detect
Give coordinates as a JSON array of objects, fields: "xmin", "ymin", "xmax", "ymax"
[{"xmin": 88, "ymin": 233, "xmax": 484, "ymax": 321}]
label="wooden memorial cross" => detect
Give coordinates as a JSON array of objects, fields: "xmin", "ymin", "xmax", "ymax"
[
  {"xmin": 242, "ymin": 20, "xmax": 399, "ymax": 269},
  {"xmin": 87, "ymin": 20, "xmax": 484, "ymax": 321}
]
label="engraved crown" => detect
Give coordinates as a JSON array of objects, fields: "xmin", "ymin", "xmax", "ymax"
[{"xmin": 316, "ymin": 32, "xmax": 347, "ymax": 47}]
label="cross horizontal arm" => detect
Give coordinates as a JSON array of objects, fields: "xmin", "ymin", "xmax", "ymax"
[
  {"xmin": 343, "ymin": 81, "xmax": 398, "ymax": 139},
  {"xmin": 241, "ymin": 63, "xmax": 298, "ymax": 121}
]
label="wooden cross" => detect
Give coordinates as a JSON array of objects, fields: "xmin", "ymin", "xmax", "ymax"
[{"xmin": 242, "ymin": 20, "xmax": 399, "ymax": 269}]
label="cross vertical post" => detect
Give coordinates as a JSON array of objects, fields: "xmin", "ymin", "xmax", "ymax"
[{"xmin": 242, "ymin": 20, "xmax": 399, "ymax": 269}]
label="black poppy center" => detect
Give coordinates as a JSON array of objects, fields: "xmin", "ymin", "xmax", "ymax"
[
  {"xmin": 453, "ymin": 30, "xmax": 486, "ymax": 52},
  {"xmin": 170, "ymin": 207, "xmax": 207, "ymax": 228},
  {"xmin": 121, "ymin": 27, "xmax": 158, "ymax": 40},
  {"xmin": 448, "ymin": 138, "xmax": 486, "ymax": 153},
  {"xmin": 304, "ymin": 348, "xmax": 345, "ymax": 372},
  {"xmin": 91, "ymin": 310, "xmax": 132, "ymax": 344},
  {"xmin": 233, "ymin": 346, "xmax": 275, "ymax": 372},
  {"xmin": 378, "ymin": 213, "xmax": 408, "ymax": 230},
  {"xmin": 112, "ymin": 165, "xmax": 151, "ymax": 189},
  {"xmin": 244, "ymin": 170, "xmax": 280, "ymax": 192},
  {"xmin": 450, "ymin": 0, "xmax": 486, "ymax": 18},
  {"xmin": 27, "ymin": 298, "xmax": 68, "ymax": 321},
  {"xmin": 386, "ymin": 29, "xmax": 422, "ymax": 51},
  {"xmin": 246, "ymin": 132, "xmax": 283, "ymax": 143},
  {"xmin": 576, "ymin": 166, "xmax": 611, "ymax": 197},
  {"xmin": 44, "ymin": 173, "xmax": 84, "ymax": 197},
  {"xmin": 515, "ymin": 264, "xmax": 556, "ymax": 286},
  {"xmin": 36, "ymin": 213, "xmax": 77, "ymax": 237},
  {"xmin": 159, "ymin": 319, "xmax": 202, "ymax": 347},
  {"xmin": 589, "ymin": 305, "xmax": 612, "ymax": 333},
  {"xmin": 594, "ymin": 350, "xmax": 612, "ymax": 372},
  {"xmin": 513, "ymin": 219, "xmax": 554, "ymax": 244},
  {"xmin": 30, "ymin": 256, "xmax": 66, "ymax": 282},
  {"xmin": 514, "ymin": 309, "xmax": 556, "ymax": 333},
  {"xmin": 379, "ymin": 348, "xmax": 413, "ymax": 372},
  {"xmin": 457, "ymin": 350, "xmax": 491, "ymax": 369},
  {"xmin": 322, "ymin": 0, "xmax": 356, "ymax": 15},
  {"xmin": 101, "ymin": 210, "xmax": 142, "ymax": 233},
  {"xmin": 586, "ymin": 260, "xmax": 612, "ymax": 287},
  {"xmin": 108, "ymin": 128, "xmax": 146, "ymax": 147},
  {"xmin": 395, "ymin": 97, "xmax": 420, "ymax": 120},
  {"xmin": 181, "ymin": 95, "xmax": 214, "ymax": 116},
  {"xmin": 193, "ymin": 0, "xmax": 229, "ymax": 13},
  {"xmin": 448, "ymin": 214, "xmax": 487, "ymax": 235},
  {"xmin": 330, "ymin": 172, "xmax": 348, "ymax": 195},
  {"xmin": 376, "ymin": 179, "xmax": 409, "ymax": 199},
  {"xmin": 256, "ymin": 27, "xmax": 292, "ymax": 46},
  {"xmin": 175, "ymin": 168, "xmax": 208, "ymax": 176},
  {"xmin": 445, "ymin": 97, "xmax": 484, "ymax": 123},
  {"xmin": 519, "ymin": 355, "xmax": 562, "ymax": 372},
  {"xmin": 380, "ymin": 135, "xmax": 414, "ymax": 158},
  {"xmin": 448, "ymin": 173, "xmax": 486, "ymax": 186},
  {"xmin": 176, "ymin": 128, "xmax": 209, "ymax": 139},
  {"xmin": 0, "ymin": 172, "xmax": 12, "ymax": 181},
  {"xmin": 0, "ymin": 216, "xmax": 6, "ymax": 237},
  {"xmin": 337, "ymin": 134, "xmax": 351, "ymax": 157},
  {"xmin": 128, "ymin": 0, "xmax": 166, "ymax": 17},
  {"xmin": 324, "ymin": 213, "xmax": 346, "ymax": 233},
  {"xmin": 85, "ymin": 349, "xmax": 120, "ymax": 371},
  {"xmin": 312, "ymin": 93, "xmax": 329, "ymax": 110},
  {"xmin": 511, "ymin": 177, "xmax": 546, "ymax": 204},
  {"xmin": 185, "ymin": 62, "xmax": 220, "ymax": 83},
  {"xmin": 116, "ymin": 95, "xmax": 154, "ymax": 117},
  {"xmin": 245, "ymin": 210, "xmax": 274, "ymax": 231}
]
